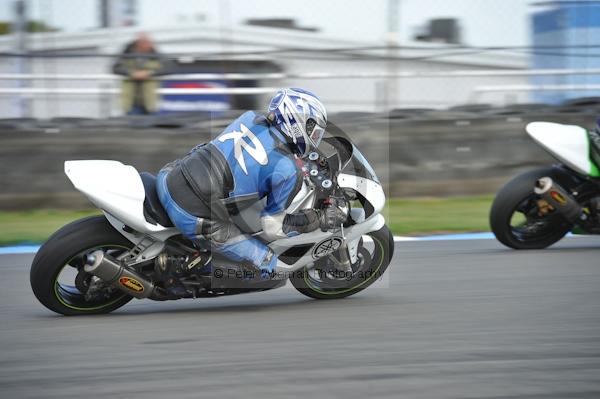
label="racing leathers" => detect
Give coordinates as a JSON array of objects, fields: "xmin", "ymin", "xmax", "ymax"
[{"xmin": 156, "ymin": 111, "xmax": 319, "ymax": 277}]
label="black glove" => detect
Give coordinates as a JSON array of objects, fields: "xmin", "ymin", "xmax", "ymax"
[
  {"xmin": 283, "ymin": 209, "xmax": 321, "ymax": 234},
  {"xmin": 319, "ymin": 205, "xmax": 347, "ymax": 232}
]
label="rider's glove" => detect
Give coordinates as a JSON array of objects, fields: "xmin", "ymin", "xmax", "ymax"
[
  {"xmin": 282, "ymin": 209, "xmax": 321, "ymax": 234},
  {"xmin": 319, "ymin": 205, "xmax": 347, "ymax": 232}
]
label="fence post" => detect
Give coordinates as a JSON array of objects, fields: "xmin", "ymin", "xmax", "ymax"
[{"xmin": 12, "ymin": 0, "xmax": 29, "ymax": 118}]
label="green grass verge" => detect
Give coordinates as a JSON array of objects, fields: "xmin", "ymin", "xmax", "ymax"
[
  {"xmin": 0, "ymin": 209, "xmax": 101, "ymax": 246},
  {"xmin": 0, "ymin": 195, "xmax": 494, "ymax": 246},
  {"xmin": 384, "ymin": 195, "xmax": 493, "ymax": 236}
]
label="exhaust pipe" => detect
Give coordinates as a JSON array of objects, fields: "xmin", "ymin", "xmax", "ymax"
[
  {"xmin": 84, "ymin": 250, "xmax": 165, "ymax": 299},
  {"xmin": 534, "ymin": 177, "xmax": 589, "ymax": 225}
]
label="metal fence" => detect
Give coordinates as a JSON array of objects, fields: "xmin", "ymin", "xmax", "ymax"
[{"xmin": 2, "ymin": 59, "xmax": 600, "ymax": 118}]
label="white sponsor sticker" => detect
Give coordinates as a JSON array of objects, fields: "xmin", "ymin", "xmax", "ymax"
[{"xmin": 218, "ymin": 124, "xmax": 268, "ymax": 174}]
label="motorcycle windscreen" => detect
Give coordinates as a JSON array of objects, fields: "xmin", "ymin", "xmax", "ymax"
[
  {"xmin": 341, "ymin": 143, "xmax": 380, "ymax": 183},
  {"xmin": 321, "ymin": 136, "xmax": 380, "ymax": 183},
  {"xmin": 321, "ymin": 135, "xmax": 385, "ymax": 218}
]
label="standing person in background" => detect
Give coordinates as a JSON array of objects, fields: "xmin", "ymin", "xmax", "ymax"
[{"xmin": 113, "ymin": 33, "xmax": 165, "ymax": 115}]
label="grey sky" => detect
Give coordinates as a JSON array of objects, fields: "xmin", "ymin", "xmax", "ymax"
[{"xmin": 0, "ymin": 0, "xmax": 533, "ymax": 46}]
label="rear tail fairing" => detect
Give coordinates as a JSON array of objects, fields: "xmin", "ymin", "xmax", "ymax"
[
  {"xmin": 526, "ymin": 122, "xmax": 600, "ymax": 177},
  {"xmin": 64, "ymin": 160, "xmax": 178, "ymax": 240}
]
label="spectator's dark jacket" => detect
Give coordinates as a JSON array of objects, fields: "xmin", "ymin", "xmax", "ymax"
[{"xmin": 112, "ymin": 43, "xmax": 166, "ymax": 113}]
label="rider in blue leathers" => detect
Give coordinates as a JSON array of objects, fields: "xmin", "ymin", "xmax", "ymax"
[{"xmin": 156, "ymin": 88, "xmax": 328, "ymax": 278}]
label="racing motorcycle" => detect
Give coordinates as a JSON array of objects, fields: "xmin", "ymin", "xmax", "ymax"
[
  {"xmin": 30, "ymin": 132, "xmax": 393, "ymax": 315},
  {"xmin": 490, "ymin": 121, "xmax": 600, "ymax": 249}
]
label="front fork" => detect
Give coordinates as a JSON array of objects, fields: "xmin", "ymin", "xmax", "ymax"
[
  {"xmin": 335, "ymin": 208, "xmax": 367, "ymax": 271},
  {"xmin": 333, "ymin": 242, "xmax": 353, "ymax": 273}
]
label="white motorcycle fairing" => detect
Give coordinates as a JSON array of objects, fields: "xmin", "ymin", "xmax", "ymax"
[
  {"xmin": 337, "ymin": 173, "xmax": 385, "ymax": 215},
  {"xmin": 64, "ymin": 160, "xmax": 179, "ymax": 241},
  {"xmin": 526, "ymin": 122, "xmax": 600, "ymax": 177},
  {"xmin": 64, "ymin": 160, "xmax": 386, "ymax": 273}
]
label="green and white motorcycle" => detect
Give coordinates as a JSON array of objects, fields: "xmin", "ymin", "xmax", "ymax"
[{"xmin": 490, "ymin": 121, "xmax": 600, "ymax": 249}]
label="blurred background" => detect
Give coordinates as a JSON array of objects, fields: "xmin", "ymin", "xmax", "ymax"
[{"xmin": 2, "ymin": 0, "xmax": 600, "ymax": 242}]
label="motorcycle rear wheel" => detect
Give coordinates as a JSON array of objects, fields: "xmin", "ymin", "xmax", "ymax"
[
  {"xmin": 290, "ymin": 225, "xmax": 394, "ymax": 299},
  {"xmin": 489, "ymin": 168, "xmax": 572, "ymax": 249},
  {"xmin": 30, "ymin": 216, "xmax": 134, "ymax": 316}
]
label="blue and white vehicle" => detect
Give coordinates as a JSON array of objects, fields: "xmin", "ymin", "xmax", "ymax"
[
  {"xmin": 490, "ymin": 121, "xmax": 600, "ymax": 249},
  {"xmin": 30, "ymin": 132, "xmax": 393, "ymax": 315}
]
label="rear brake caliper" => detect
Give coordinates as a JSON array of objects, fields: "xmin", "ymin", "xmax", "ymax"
[
  {"xmin": 75, "ymin": 269, "xmax": 114, "ymax": 301},
  {"xmin": 536, "ymin": 199, "xmax": 554, "ymax": 216}
]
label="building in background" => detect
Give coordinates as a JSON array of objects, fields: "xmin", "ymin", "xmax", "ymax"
[
  {"xmin": 532, "ymin": 1, "xmax": 600, "ymax": 104},
  {"xmin": 413, "ymin": 18, "xmax": 461, "ymax": 45},
  {"xmin": 0, "ymin": 21, "xmax": 527, "ymax": 119}
]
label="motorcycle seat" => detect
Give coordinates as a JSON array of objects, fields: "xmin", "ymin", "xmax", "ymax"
[{"xmin": 139, "ymin": 172, "xmax": 174, "ymax": 227}]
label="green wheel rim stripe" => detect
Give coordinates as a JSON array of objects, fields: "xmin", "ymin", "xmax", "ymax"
[
  {"xmin": 53, "ymin": 244, "xmax": 130, "ymax": 312},
  {"xmin": 303, "ymin": 235, "xmax": 387, "ymax": 295},
  {"xmin": 54, "ymin": 282, "xmax": 128, "ymax": 311}
]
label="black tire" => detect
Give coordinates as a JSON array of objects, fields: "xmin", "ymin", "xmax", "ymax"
[
  {"xmin": 290, "ymin": 225, "xmax": 394, "ymax": 299},
  {"xmin": 30, "ymin": 216, "xmax": 134, "ymax": 315},
  {"xmin": 490, "ymin": 168, "xmax": 573, "ymax": 249}
]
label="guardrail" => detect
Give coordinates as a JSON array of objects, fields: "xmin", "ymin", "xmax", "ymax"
[
  {"xmin": 471, "ymin": 84, "xmax": 600, "ymax": 102},
  {"xmin": 0, "ymin": 73, "xmax": 286, "ymax": 81},
  {"xmin": 4, "ymin": 84, "xmax": 600, "ymax": 97},
  {"xmin": 1, "ymin": 68, "xmax": 600, "ymax": 81},
  {"xmin": 2, "ymin": 73, "xmax": 599, "ymax": 101},
  {"xmin": 475, "ymin": 84, "xmax": 600, "ymax": 92},
  {"xmin": 2, "ymin": 68, "xmax": 600, "ymax": 116},
  {"xmin": 0, "ymin": 87, "xmax": 279, "ymax": 96}
]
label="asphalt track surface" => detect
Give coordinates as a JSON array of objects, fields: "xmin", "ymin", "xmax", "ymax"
[{"xmin": 1, "ymin": 237, "xmax": 600, "ymax": 399}]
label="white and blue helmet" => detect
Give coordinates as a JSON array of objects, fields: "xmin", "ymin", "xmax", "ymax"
[{"xmin": 267, "ymin": 88, "xmax": 328, "ymax": 158}]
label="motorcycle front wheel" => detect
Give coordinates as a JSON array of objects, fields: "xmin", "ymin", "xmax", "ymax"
[
  {"xmin": 30, "ymin": 216, "xmax": 134, "ymax": 316},
  {"xmin": 290, "ymin": 225, "xmax": 394, "ymax": 299}
]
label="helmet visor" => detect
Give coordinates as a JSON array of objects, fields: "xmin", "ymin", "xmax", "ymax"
[{"xmin": 308, "ymin": 123, "xmax": 326, "ymax": 149}]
